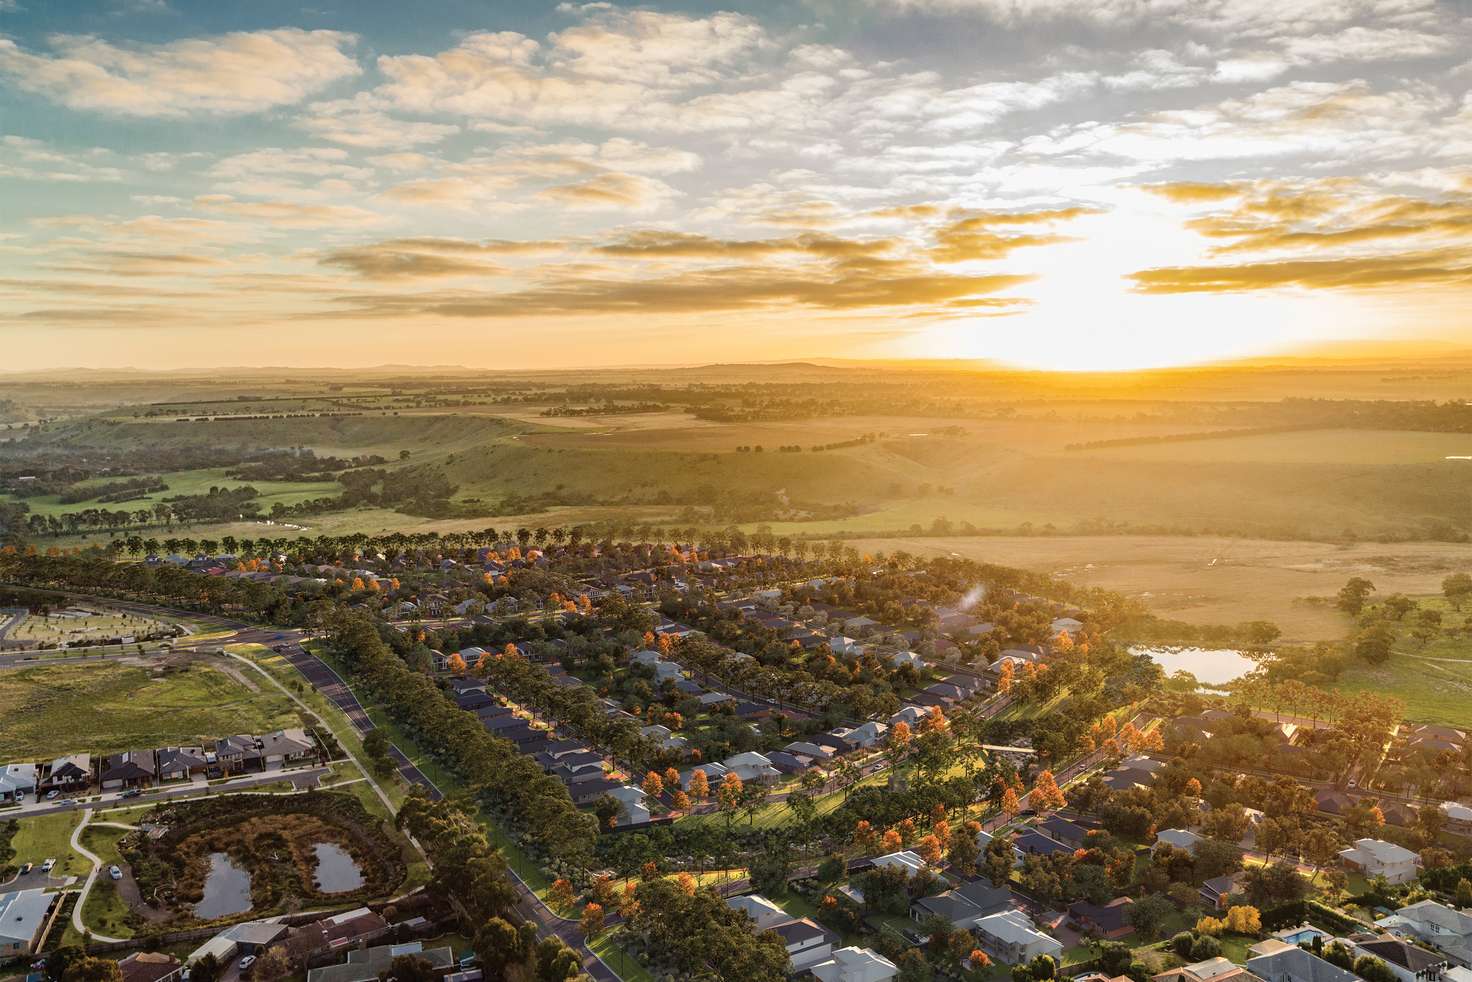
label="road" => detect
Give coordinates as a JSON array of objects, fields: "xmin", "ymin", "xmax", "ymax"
[{"xmin": 11, "ymin": 767, "xmax": 326, "ymax": 819}]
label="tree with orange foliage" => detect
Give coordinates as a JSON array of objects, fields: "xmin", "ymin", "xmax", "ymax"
[
  {"xmin": 671, "ymin": 790, "xmax": 690, "ymax": 811},
  {"xmin": 446, "ymin": 652, "xmax": 467, "ymax": 673},
  {"xmin": 854, "ymin": 820, "xmax": 879, "ymax": 853},
  {"xmin": 997, "ymin": 660, "xmax": 1015, "ymax": 694},
  {"xmin": 658, "ymin": 633, "xmax": 674, "ymax": 657},
  {"xmin": 676, "ymin": 872, "xmax": 697, "ymax": 896},
  {"xmin": 717, "ymin": 771, "xmax": 744, "ymax": 827},
  {"xmin": 1001, "ymin": 786, "xmax": 1022, "ymax": 817},
  {"xmin": 897, "ymin": 817, "xmax": 916, "ymax": 844},
  {"xmin": 970, "ymin": 950, "xmax": 991, "ymax": 970},
  {"xmin": 350, "ymin": 576, "xmax": 365, "ymax": 592},
  {"xmin": 918, "ymin": 834, "xmax": 944, "ymax": 865},
  {"xmin": 580, "ymin": 902, "xmax": 604, "ymax": 937},
  {"xmin": 664, "ymin": 767, "xmax": 680, "ymax": 790},
  {"xmin": 688, "ymin": 768, "xmax": 709, "ymax": 801},
  {"xmin": 933, "ymin": 819, "xmax": 951, "ymax": 848},
  {"xmin": 1031, "ymin": 770, "xmax": 1067, "ymax": 812},
  {"xmin": 474, "ymin": 650, "xmax": 490, "ymax": 670},
  {"xmin": 890, "ymin": 720, "xmax": 912, "ymax": 749},
  {"xmin": 882, "ymin": 828, "xmax": 903, "ymax": 852},
  {"xmin": 549, "ymin": 877, "xmax": 575, "ymax": 911},
  {"xmin": 643, "ymin": 771, "xmax": 664, "ymax": 797},
  {"xmin": 502, "ymin": 643, "xmax": 518, "ymax": 659},
  {"xmin": 1054, "ymin": 631, "xmax": 1074, "ymax": 652},
  {"xmin": 1185, "ymin": 777, "xmax": 1203, "ymax": 797},
  {"xmin": 922, "ymin": 706, "xmax": 949, "ymax": 734}
]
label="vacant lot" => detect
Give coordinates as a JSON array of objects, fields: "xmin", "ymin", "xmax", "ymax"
[
  {"xmin": 853, "ymin": 535, "xmax": 1471, "ymax": 641},
  {"xmin": 0, "ymin": 660, "xmax": 298, "ymax": 758}
]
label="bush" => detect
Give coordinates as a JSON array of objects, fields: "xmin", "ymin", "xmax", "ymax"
[{"xmin": 1190, "ymin": 935, "xmax": 1222, "ymax": 960}]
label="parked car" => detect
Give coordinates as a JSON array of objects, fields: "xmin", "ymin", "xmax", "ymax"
[
  {"xmin": 120, "ymin": 788, "xmax": 142, "ymax": 799},
  {"xmin": 45, "ymin": 789, "xmax": 60, "ymax": 800},
  {"xmin": 108, "ymin": 865, "xmax": 122, "ymax": 880},
  {"xmin": 19, "ymin": 862, "xmax": 32, "ymax": 875},
  {"xmin": 239, "ymin": 956, "xmax": 257, "ymax": 973},
  {"xmin": 40, "ymin": 858, "xmax": 54, "ymax": 872}
]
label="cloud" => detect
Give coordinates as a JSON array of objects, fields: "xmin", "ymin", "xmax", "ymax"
[
  {"xmin": 0, "ymin": 29, "xmax": 360, "ymax": 117},
  {"xmin": 296, "ymin": 97, "xmax": 460, "ymax": 148},
  {"xmin": 594, "ymin": 230, "xmax": 898, "ymax": 259},
  {"xmin": 320, "ymin": 245, "xmax": 502, "ymax": 280},
  {"xmin": 193, "ymin": 194, "xmax": 382, "ymax": 228},
  {"xmin": 0, "ymin": 135, "xmax": 126, "ymax": 183},
  {"xmin": 870, "ymin": 0, "xmax": 1441, "ymax": 38},
  {"xmin": 534, "ymin": 172, "xmax": 680, "ymax": 211},
  {"xmin": 375, "ymin": 9, "xmax": 768, "ymax": 128},
  {"xmin": 1130, "ymin": 250, "xmax": 1472, "ymax": 292},
  {"xmin": 929, "ymin": 207, "xmax": 1102, "ymax": 261}
]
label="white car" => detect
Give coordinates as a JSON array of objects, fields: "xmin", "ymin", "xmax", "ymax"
[
  {"xmin": 40, "ymin": 858, "xmax": 54, "ymax": 872},
  {"xmin": 45, "ymin": 790, "xmax": 60, "ymax": 800},
  {"xmin": 108, "ymin": 865, "xmax": 122, "ymax": 880},
  {"xmin": 238, "ymin": 956, "xmax": 257, "ymax": 973}
]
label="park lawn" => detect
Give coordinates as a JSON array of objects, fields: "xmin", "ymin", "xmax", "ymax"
[
  {"xmin": 587, "ymin": 928, "xmax": 657, "ymax": 982},
  {"xmin": 0, "ymin": 660, "xmax": 298, "ymax": 758},
  {"xmin": 9, "ymin": 810, "xmax": 85, "ymax": 878},
  {"xmin": 79, "ymin": 820, "xmax": 134, "ymax": 940}
]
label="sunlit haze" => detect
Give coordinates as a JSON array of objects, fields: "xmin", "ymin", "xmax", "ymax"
[{"xmin": 2, "ymin": 1, "xmax": 1470, "ymax": 371}]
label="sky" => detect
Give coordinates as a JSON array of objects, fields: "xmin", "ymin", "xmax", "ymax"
[{"xmin": 1, "ymin": 0, "xmax": 1470, "ymax": 372}]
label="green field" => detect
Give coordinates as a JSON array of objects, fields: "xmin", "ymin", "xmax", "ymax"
[
  {"xmin": 8, "ymin": 810, "xmax": 85, "ymax": 878},
  {"xmin": 0, "ymin": 661, "xmax": 299, "ymax": 758},
  {"xmin": 1335, "ymin": 597, "xmax": 1472, "ymax": 728}
]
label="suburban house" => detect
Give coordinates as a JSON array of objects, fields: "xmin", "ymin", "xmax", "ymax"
[
  {"xmin": 811, "ymin": 945, "xmax": 900, "ymax": 982},
  {"xmin": 1051, "ymin": 616, "xmax": 1084, "ymax": 636},
  {"xmin": 100, "ymin": 751, "xmax": 158, "ymax": 789},
  {"xmin": 1380, "ymin": 901, "xmax": 1472, "ymax": 966},
  {"xmin": 783, "ymin": 741, "xmax": 836, "ymax": 761},
  {"xmin": 973, "ymin": 909, "xmax": 1066, "ymax": 965},
  {"xmin": 833, "ymin": 721, "xmax": 889, "ymax": 749},
  {"xmin": 214, "ymin": 735, "xmax": 264, "ymax": 774},
  {"xmin": 1104, "ymin": 756, "xmax": 1166, "ymax": 792},
  {"xmin": 606, "ymin": 785, "xmax": 650, "ymax": 826},
  {"xmin": 42, "ymin": 754, "xmax": 91, "ymax": 790},
  {"xmin": 727, "ymin": 894, "xmax": 791, "ymax": 930},
  {"xmin": 1200, "ymin": 873, "xmax": 1245, "ymax": 910},
  {"xmin": 0, "ymin": 888, "xmax": 52, "ymax": 955},
  {"xmin": 1440, "ymin": 802, "xmax": 1472, "ymax": 836},
  {"xmin": 1340, "ymin": 838, "xmax": 1421, "ymax": 884},
  {"xmin": 723, "ymin": 751, "xmax": 781, "ymax": 783},
  {"xmin": 1345, "ymin": 937, "xmax": 1449, "ymax": 982},
  {"xmin": 1154, "ymin": 828, "xmax": 1205, "ymax": 855},
  {"xmin": 156, "ymin": 747, "xmax": 209, "ymax": 782},
  {"xmin": 909, "ymin": 876, "xmax": 1012, "ymax": 928},
  {"xmin": 306, "ymin": 941, "xmax": 455, "ymax": 982},
  {"xmin": 680, "ymin": 762, "xmax": 729, "ymax": 790},
  {"xmin": 1150, "ymin": 956, "xmax": 1261, "ymax": 982},
  {"xmin": 258, "ymin": 729, "xmax": 315, "ymax": 768},
  {"xmin": 0, "ymin": 763, "xmax": 36, "ymax": 802},
  {"xmin": 869, "ymin": 850, "xmax": 929, "ymax": 876},
  {"xmin": 773, "ymin": 917, "xmax": 838, "ymax": 973},
  {"xmin": 118, "ymin": 952, "xmax": 185, "ymax": 982},
  {"xmin": 1068, "ymin": 897, "xmax": 1135, "ymax": 939},
  {"xmin": 890, "ymin": 650, "xmax": 926, "ymax": 669},
  {"xmin": 1247, "ymin": 941, "xmax": 1361, "ymax": 982}
]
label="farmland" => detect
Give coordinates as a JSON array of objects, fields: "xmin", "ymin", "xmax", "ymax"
[{"xmin": 0, "ymin": 659, "xmax": 299, "ymax": 758}]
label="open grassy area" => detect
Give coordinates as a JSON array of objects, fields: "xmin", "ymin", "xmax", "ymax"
[
  {"xmin": 1334, "ymin": 596, "xmax": 1472, "ymax": 728},
  {"xmin": 78, "ymin": 824, "xmax": 135, "ymax": 939},
  {"xmin": 0, "ymin": 660, "xmax": 298, "ymax": 758},
  {"xmin": 8, "ymin": 810, "xmax": 85, "ymax": 878}
]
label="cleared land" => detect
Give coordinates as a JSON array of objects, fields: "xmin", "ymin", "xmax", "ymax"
[
  {"xmin": 0, "ymin": 660, "xmax": 299, "ymax": 758},
  {"xmin": 853, "ymin": 535, "xmax": 1471, "ymax": 641}
]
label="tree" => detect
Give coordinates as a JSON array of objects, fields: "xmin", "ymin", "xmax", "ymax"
[
  {"xmin": 1354, "ymin": 957, "xmax": 1397, "ymax": 982},
  {"xmin": 1338, "ymin": 578, "xmax": 1376, "ymax": 615},
  {"xmin": 385, "ymin": 955, "xmax": 438, "ymax": 982},
  {"xmin": 446, "ymin": 652, "xmax": 467, "ymax": 672},
  {"xmin": 1190, "ymin": 935, "xmax": 1223, "ymax": 960},
  {"xmin": 1444, "ymin": 573, "xmax": 1472, "ymax": 610},
  {"xmin": 984, "ymin": 833, "xmax": 1014, "ymax": 887},
  {"xmin": 671, "ymin": 790, "xmax": 691, "ymax": 811},
  {"xmin": 548, "ymin": 878, "xmax": 576, "ymax": 911},
  {"xmin": 62, "ymin": 959, "xmax": 122, "ymax": 982},
  {"xmin": 642, "ymin": 771, "xmax": 664, "ymax": 797},
  {"xmin": 251, "ymin": 948, "xmax": 291, "ymax": 982},
  {"xmin": 949, "ymin": 825, "xmax": 981, "ymax": 877},
  {"xmin": 1126, "ymin": 893, "xmax": 1175, "ymax": 939},
  {"xmin": 688, "ymin": 768, "xmax": 709, "ymax": 801},
  {"xmin": 1354, "ymin": 623, "xmax": 1394, "ymax": 665},
  {"xmin": 189, "ymin": 955, "xmax": 222, "ymax": 982},
  {"xmin": 579, "ymin": 901, "xmax": 605, "ymax": 937},
  {"xmin": 1196, "ymin": 916, "xmax": 1225, "ymax": 936},
  {"xmin": 1456, "ymin": 878, "xmax": 1472, "ymax": 909},
  {"xmin": 1001, "ymin": 786, "xmax": 1022, "ymax": 817},
  {"xmin": 1031, "ymin": 770, "xmax": 1066, "ymax": 812},
  {"xmin": 1225, "ymin": 905, "xmax": 1262, "ymax": 935}
]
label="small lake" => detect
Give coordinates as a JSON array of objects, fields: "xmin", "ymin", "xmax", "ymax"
[
  {"xmin": 1132, "ymin": 646, "xmax": 1259, "ymax": 687},
  {"xmin": 195, "ymin": 853, "xmax": 252, "ymax": 919},
  {"xmin": 312, "ymin": 842, "xmax": 364, "ymax": 893}
]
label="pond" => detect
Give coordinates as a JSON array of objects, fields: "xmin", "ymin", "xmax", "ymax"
[
  {"xmin": 195, "ymin": 852, "xmax": 252, "ymax": 919},
  {"xmin": 312, "ymin": 842, "xmax": 365, "ymax": 893},
  {"xmin": 1131, "ymin": 646, "xmax": 1260, "ymax": 687}
]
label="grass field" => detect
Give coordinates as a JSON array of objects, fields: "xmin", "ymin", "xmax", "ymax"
[
  {"xmin": 1334, "ymin": 596, "xmax": 1472, "ymax": 728},
  {"xmin": 854, "ymin": 535, "xmax": 1471, "ymax": 641},
  {"xmin": 9, "ymin": 810, "xmax": 85, "ymax": 877},
  {"xmin": 79, "ymin": 824, "xmax": 135, "ymax": 938},
  {"xmin": 0, "ymin": 660, "xmax": 298, "ymax": 758}
]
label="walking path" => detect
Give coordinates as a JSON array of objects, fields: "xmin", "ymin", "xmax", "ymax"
[{"xmin": 69, "ymin": 809, "xmax": 125, "ymax": 943}]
